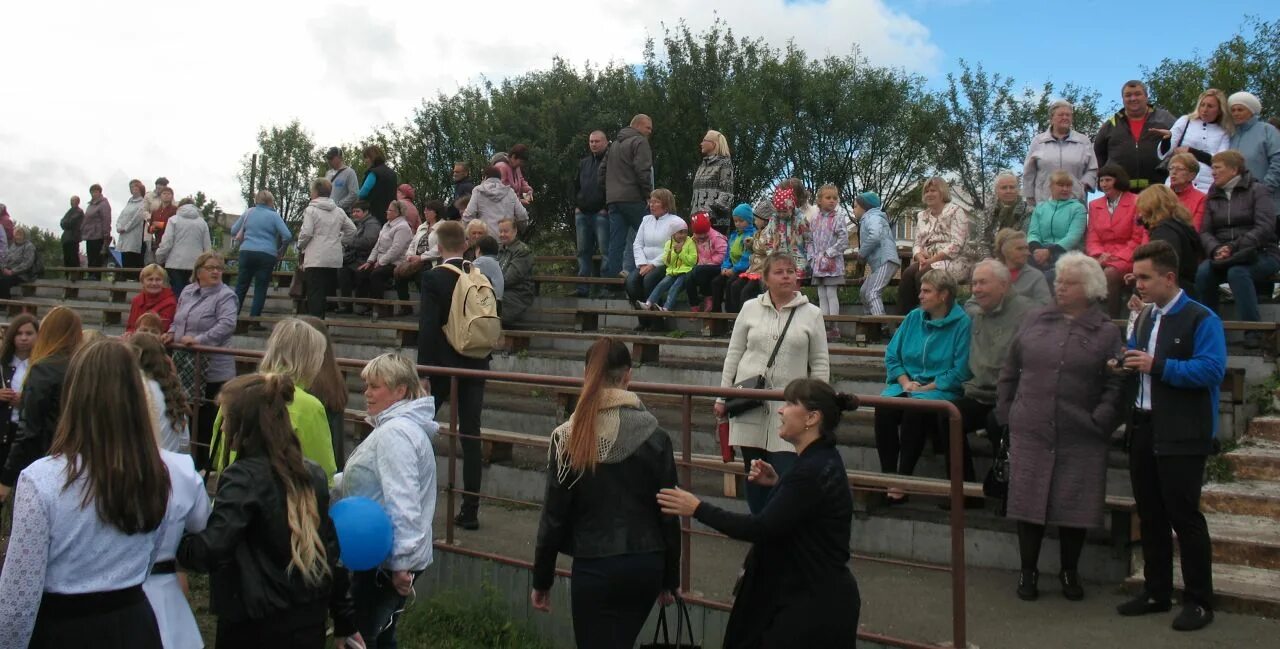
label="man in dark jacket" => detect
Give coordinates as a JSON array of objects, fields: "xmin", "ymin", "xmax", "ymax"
[
  {"xmin": 1094, "ymin": 80, "xmax": 1176, "ymax": 192},
  {"xmin": 417, "ymin": 220, "xmax": 489, "ymax": 530},
  {"xmin": 1118, "ymin": 240, "xmax": 1226, "ymax": 632},
  {"xmin": 358, "ymin": 145, "xmax": 398, "ymax": 225},
  {"xmin": 574, "ymin": 130, "xmax": 609, "ymax": 296},
  {"xmin": 60, "ymin": 195, "xmax": 84, "ymax": 268},
  {"xmin": 600, "ymin": 114, "xmax": 654, "ymax": 279},
  {"xmin": 447, "ymin": 162, "xmax": 475, "ymax": 220}
]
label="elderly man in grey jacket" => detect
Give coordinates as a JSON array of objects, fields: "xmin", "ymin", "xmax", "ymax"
[{"xmin": 946, "ymin": 259, "xmax": 1034, "ymax": 501}]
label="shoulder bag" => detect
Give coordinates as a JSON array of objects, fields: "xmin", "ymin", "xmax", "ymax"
[{"xmin": 724, "ymin": 307, "xmax": 797, "ymax": 418}]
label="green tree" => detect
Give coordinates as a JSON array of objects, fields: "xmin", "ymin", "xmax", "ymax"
[
  {"xmin": 237, "ymin": 120, "xmax": 320, "ymax": 226},
  {"xmin": 23, "ymin": 226, "xmax": 61, "ymax": 277},
  {"xmin": 1143, "ymin": 16, "xmax": 1279, "ymax": 116}
]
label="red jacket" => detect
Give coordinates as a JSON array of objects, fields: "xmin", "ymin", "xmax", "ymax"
[
  {"xmin": 1086, "ymin": 193, "xmax": 1146, "ymax": 273},
  {"xmin": 150, "ymin": 205, "xmax": 178, "ymax": 233},
  {"xmin": 1174, "ymin": 184, "xmax": 1207, "ymax": 232},
  {"xmin": 126, "ymin": 288, "xmax": 178, "ymax": 333}
]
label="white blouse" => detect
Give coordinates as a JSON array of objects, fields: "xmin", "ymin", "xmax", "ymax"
[
  {"xmin": 144, "ymin": 375, "xmax": 191, "ymax": 453},
  {"xmin": 0, "ymin": 455, "xmax": 163, "ymax": 649},
  {"xmin": 143, "ymin": 450, "xmax": 210, "ymax": 649},
  {"xmin": 1160, "ymin": 116, "xmax": 1230, "ymax": 193},
  {"xmin": 8, "ymin": 357, "xmax": 27, "ymax": 424}
]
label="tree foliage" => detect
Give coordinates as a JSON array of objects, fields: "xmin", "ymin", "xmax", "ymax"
[
  {"xmin": 1143, "ymin": 16, "xmax": 1279, "ymax": 116},
  {"xmin": 236, "ymin": 120, "xmax": 319, "ymax": 225}
]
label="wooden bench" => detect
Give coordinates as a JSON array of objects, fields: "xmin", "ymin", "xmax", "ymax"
[
  {"xmin": 500, "ymin": 327, "xmax": 883, "ymax": 364},
  {"xmin": 237, "ymin": 314, "xmax": 421, "ymax": 346},
  {"xmin": 0, "ymin": 298, "xmax": 132, "ymax": 326},
  {"xmin": 29, "ymin": 280, "xmax": 134, "ymax": 304},
  {"xmin": 48, "ymin": 266, "xmax": 296, "ymax": 288}
]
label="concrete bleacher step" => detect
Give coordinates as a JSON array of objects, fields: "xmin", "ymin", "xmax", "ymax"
[
  {"xmin": 1248, "ymin": 416, "xmax": 1280, "ymax": 443},
  {"xmin": 1205, "ymin": 513, "xmax": 1280, "ymax": 570},
  {"xmin": 1203, "ymin": 480, "xmax": 1280, "ymax": 519},
  {"xmin": 1225, "ymin": 440, "xmax": 1280, "ymax": 481},
  {"xmin": 1125, "ymin": 560, "xmax": 1280, "ymax": 617}
]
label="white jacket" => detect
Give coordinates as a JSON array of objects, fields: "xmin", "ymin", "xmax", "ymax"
[
  {"xmin": 720, "ymin": 291, "xmax": 830, "ymax": 452},
  {"xmin": 116, "ymin": 196, "xmax": 149, "ymax": 253},
  {"xmin": 155, "ymin": 205, "xmax": 211, "ymax": 270},
  {"xmin": 334, "ymin": 397, "xmax": 439, "ymax": 571},
  {"xmin": 299, "ymin": 197, "xmax": 357, "ymax": 269},
  {"xmin": 367, "ymin": 216, "xmax": 412, "ymax": 266},
  {"xmin": 143, "ymin": 375, "xmax": 190, "ymax": 453},
  {"xmin": 632, "ymin": 213, "xmax": 686, "ymax": 267},
  {"xmin": 1159, "ymin": 115, "xmax": 1230, "ymax": 193}
]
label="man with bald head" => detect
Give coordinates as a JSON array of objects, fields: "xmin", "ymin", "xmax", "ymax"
[
  {"xmin": 947, "ymin": 259, "xmax": 1034, "ymax": 505},
  {"xmin": 574, "ymin": 130, "xmax": 610, "ymax": 297},
  {"xmin": 600, "ymin": 114, "xmax": 655, "ymax": 279}
]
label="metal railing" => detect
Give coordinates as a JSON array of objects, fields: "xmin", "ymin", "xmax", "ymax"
[{"xmin": 182, "ymin": 343, "xmax": 968, "ymax": 649}]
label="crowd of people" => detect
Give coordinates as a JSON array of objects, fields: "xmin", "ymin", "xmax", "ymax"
[{"xmin": 0, "ymin": 78, "xmax": 1273, "ymax": 649}]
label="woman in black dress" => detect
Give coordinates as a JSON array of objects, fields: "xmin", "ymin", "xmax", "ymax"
[{"xmin": 658, "ymin": 378, "xmax": 861, "ymax": 648}]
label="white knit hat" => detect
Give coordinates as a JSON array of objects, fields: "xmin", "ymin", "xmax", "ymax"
[{"xmin": 1228, "ymin": 92, "xmax": 1262, "ymax": 117}]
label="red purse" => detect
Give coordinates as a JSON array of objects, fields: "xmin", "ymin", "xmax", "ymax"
[{"xmin": 717, "ymin": 419, "xmax": 734, "ymax": 463}]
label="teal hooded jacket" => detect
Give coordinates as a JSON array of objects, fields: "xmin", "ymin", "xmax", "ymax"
[{"xmin": 882, "ymin": 302, "xmax": 972, "ymax": 401}]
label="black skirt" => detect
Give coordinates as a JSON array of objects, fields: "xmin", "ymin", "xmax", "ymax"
[{"xmin": 31, "ymin": 585, "xmax": 162, "ymax": 649}]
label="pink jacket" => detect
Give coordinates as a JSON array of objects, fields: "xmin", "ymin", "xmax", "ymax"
[
  {"xmin": 1086, "ymin": 193, "xmax": 1146, "ymax": 273},
  {"xmin": 694, "ymin": 229, "xmax": 727, "ymax": 265}
]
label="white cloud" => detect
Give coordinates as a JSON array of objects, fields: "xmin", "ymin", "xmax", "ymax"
[{"xmin": 0, "ymin": 0, "xmax": 938, "ymax": 231}]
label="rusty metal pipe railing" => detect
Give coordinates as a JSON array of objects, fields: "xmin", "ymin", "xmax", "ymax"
[{"xmin": 179, "ymin": 343, "xmax": 967, "ymax": 649}]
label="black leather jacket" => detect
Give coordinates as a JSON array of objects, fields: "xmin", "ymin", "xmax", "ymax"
[
  {"xmin": 0, "ymin": 355, "xmax": 69, "ymax": 486},
  {"xmin": 177, "ymin": 456, "xmax": 355, "ymax": 635},
  {"xmin": 532, "ymin": 402, "xmax": 680, "ymax": 592}
]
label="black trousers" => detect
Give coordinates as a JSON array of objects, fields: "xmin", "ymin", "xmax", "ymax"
[
  {"xmin": 85, "ymin": 238, "xmax": 105, "ymax": 270},
  {"xmin": 0, "ymin": 274, "xmax": 26, "ymax": 300},
  {"xmin": 215, "ymin": 600, "xmax": 327, "ymax": 649},
  {"xmin": 193, "ymin": 380, "xmax": 225, "ymax": 472},
  {"xmin": 166, "ymin": 268, "xmax": 191, "ymax": 296},
  {"xmin": 685, "ymin": 264, "xmax": 721, "ymax": 305},
  {"xmin": 1128, "ymin": 416, "xmax": 1214, "ymax": 607},
  {"xmin": 357, "ymin": 264, "xmax": 402, "ymax": 301},
  {"xmin": 897, "ymin": 262, "xmax": 923, "ymax": 314},
  {"xmin": 122, "ymin": 250, "xmax": 145, "ymax": 269},
  {"xmin": 431, "ymin": 375, "xmax": 486, "ymax": 512},
  {"xmin": 947, "ymin": 397, "xmax": 999, "ymax": 483},
  {"xmin": 31, "ymin": 586, "xmax": 162, "ymax": 649},
  {"xmin": 570, "ymin": 552, "xmax": 663, "ymax": 649},
  {"xmin": 726, "ymin": 276, "xmax": 760, "ymax": 313},
  {"xmin": 304, "ymin": 267, "xmax": 338, "ymax": 318},
  {"xmin": 874, "ymin": 396, "xmax": 941, "ymax": 476},
  {"xmin": 61, "ymin": 239, "xmax": 80, "ymax": 268}
]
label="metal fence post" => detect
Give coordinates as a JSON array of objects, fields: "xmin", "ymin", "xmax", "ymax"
[
  {"xmin": 680, "ymin": 394, "xmax": 693, "ymax": 594},
  {"xmin": 947, "ymin": 405, "xmax": 967, "ymax": 649},
  {"xmin": 446, "ymin": 374, "xmax": 459, "ymax": 545}
]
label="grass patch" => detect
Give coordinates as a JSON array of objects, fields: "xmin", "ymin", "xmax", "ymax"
[
  {"xmin": 396, "ymin": 585, "xmax": 553, "ymax": 649},
  {"xmin": 1206, "ymin": 438, "xmax": 1240, "ymax": 483},
  {"xmin": 1247, "ymin": 371, "xmax": 1280, "ymax": 416}
]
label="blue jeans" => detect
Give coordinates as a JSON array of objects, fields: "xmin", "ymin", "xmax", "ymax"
[
  {"xmin": 740, "ymin": 447, "xmax": 798, "ymax": 514},
  {"xmin": 575, "ymin": 209, "xmax": 609, "ymax": 295},
  {"xmin": 604, "ymin": 202, "xmax": 647, "ymax": 278},
  {"xmin": 647, "ymin": 273, "xmax": 688, "ymax": 310},
  {"xmin": 1194, "ymin": 254, "xmax": 1280, "ymax": 322},
  {"xmin": 235, "ymin": 250, "xmax": 276, "ymax": 316},
  {"xmin": 353, "ymin": 569, "xmax": 410, "ymax": 649}
]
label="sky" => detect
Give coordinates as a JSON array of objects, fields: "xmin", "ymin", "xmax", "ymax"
[{"xmin": 1, "ymin": 0, "xmax": 1275, "ymax": 233}]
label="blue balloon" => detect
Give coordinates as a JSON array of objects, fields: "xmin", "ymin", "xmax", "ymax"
[{"xmin": 330, "ymin": 497, "xmax": 393, "ymax": 571}]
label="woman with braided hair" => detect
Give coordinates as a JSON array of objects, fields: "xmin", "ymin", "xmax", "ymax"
[
  {"xmin": 130, "ymin": 332, "xmax": 192, "ymax": 453},
  {"xmin": 177, "ymin": 372, "xmax": 358, "ymax": 649}
]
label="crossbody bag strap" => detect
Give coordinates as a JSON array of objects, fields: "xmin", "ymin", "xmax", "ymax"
[{"xmin": 764, "ymin": 307, "xmax": 799, "ymax": 371}]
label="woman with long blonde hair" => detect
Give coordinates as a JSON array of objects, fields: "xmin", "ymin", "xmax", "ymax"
[
  {"xmin": 1135, "ymin": 185, "xmax": 1202, "ymax": 300},
  {"xmin": 0, "ymin": 306, "xmax": 82, "ymax": 501},
  {"xmin": 209, "ymin": 318, "xmax": 338, "ymax": 481},
  {"xmin": 1157, "ymin": 88, "xmax": 1232, "ymax": 193},
  {"xmin": 178, "ymin": 373, "xmax": 358, "ymax": 649},
  {"xmin": 530, "ymin": 338, "xmax": 679, "ymax": 648}
]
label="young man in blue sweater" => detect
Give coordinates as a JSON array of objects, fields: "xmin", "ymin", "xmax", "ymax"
[{"xmin": 1117, "ymin": 240, "xmax": 1226, "ymax": 631}]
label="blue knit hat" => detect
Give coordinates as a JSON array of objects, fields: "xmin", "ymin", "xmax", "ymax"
[
  {"xmin": 855, "ymin": 191, "xmax": 881, "ymax": 210},
  {"xmin": 731, "ymin": 203, "xmax": 754, "ymax": 222}
]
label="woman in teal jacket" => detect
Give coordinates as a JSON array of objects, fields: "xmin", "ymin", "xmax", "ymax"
[
  {"xmin": 875, "ymin": 268, "xmax": 972, "ymax": 500},
  {"xmin": 1026, "ymin": 171, "xmax": 1087, "ymax": 286}
]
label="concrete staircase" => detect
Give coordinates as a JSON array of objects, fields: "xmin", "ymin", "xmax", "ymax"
[{"xmin": 1127, "ymin": 416, "xmax": 1280, "ymax": 616}]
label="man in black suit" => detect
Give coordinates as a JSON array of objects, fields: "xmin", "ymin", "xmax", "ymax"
[{"xmin": 418, "ymin": 220, "xmax": 488, "ymax": 530}]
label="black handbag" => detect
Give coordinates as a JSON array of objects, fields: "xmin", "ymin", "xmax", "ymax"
[
  {"xmin": 640, "ymin": 597, "xmax": 700, "ymax": 649},
  {"xmin": 1154, "ymin": 123, "xmax": 1189, "ymax": 172},
  {"xmin": 724, "ymin": 308, "xmax": 797, "ymax": 418}
]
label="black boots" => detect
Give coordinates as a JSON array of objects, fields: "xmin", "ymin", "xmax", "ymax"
[
  {"xmin": 1017, "ymin": 570, "xmax": 1039, "ymax": 601},
  {"xmin": 1059, "ymin": 570, "xmax": 1084, "ymax": 601}
]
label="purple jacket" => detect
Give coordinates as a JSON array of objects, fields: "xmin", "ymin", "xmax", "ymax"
[{"xmin": 169, "ymin": 282, "xmax": 238, "ymax": 382}]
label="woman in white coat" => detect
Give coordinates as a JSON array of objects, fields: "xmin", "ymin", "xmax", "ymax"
[
  {"xmin": 1156, "ymin": 88, "xmax": 1232, "ymax": 193},
  {"xmin": 714, "ymin": 251, "xmax": 830, "ymax": 513},
  {"xmin": 154, "ymin": 201, "xmax": 212, "ymax": 295},
  {"xmin": 298, "ymin": 178, "xmax": 357, "ymax": 318}
]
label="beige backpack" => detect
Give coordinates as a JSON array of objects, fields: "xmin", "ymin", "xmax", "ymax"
[{"xmin": 439, "ymin": 262, "xmax": 501, "ymax": 359}]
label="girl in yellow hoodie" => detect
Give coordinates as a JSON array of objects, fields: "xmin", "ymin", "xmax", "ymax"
[{"xmin": 644, "ymin": 223, "xmax": 698, "ymax": 311}]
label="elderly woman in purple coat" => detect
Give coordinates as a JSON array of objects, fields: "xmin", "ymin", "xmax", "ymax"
[{"xmin": 997, "ymin": 252, "xmax": 1126, "ymax": 603}]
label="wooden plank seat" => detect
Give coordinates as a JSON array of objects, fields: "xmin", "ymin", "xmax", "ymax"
[
  {"xmin": 0, "ymin": 298, "xmax": 131, "ymax": 326},
  {"xmin": 30, "ymin": 280, "xmax": 133, "ymax": 303},
  {"xmin": 499, "ymin": 327, "xmax": 883, "ymax": 364},
  {"xmin": 238, "ymin": 314, "xmax": 420, "ymax": 346},
  {"xmin": 47, "ymin": 266, "xmax": 296, "ymax": 288}
]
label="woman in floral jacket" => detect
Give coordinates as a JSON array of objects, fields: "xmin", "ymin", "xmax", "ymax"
[{"xmin": 898, "ymin": 177, "xmax": 971, "ymax": 314}]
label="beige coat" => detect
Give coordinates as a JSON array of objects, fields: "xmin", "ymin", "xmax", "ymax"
[
  {"xmin": 720, "ymin": 291, "xmax": 830, "ymax": 453},
  {"xmin": 913, "ymin": 203, "xmax": 973, "ymax": 283}
]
